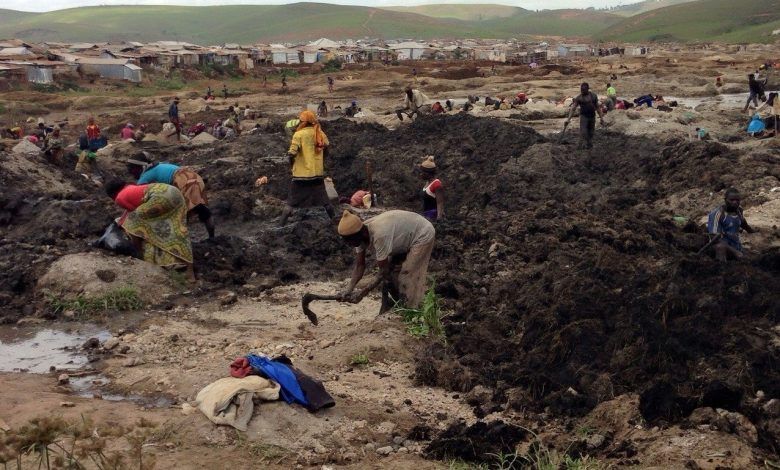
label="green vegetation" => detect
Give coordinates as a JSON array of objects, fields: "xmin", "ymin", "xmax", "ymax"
[
  {"xmin": 0, "ymin": 3, "xmax": 618, "ymax": 43},
  {"xmin": 604, "ymin": 0, "xmax": 696, "ymax": 17},
  {"xmin": 349, "ymin": 352, "xmax": 370, "ymax": 366},
  {"xmin": 394, "ymin": 284, "xmax": 445, "ymax": 340},
  {"xmin": 599, "ymin": 0, "xmax": 780, "ymax": 43},
  {"xmin": 154, "ymin": 71, "xmax": 186, "ymax": 90},
  {"xmin": 48, "ymin": 287, "xmax": 142, "ymax": 317},
  {"xmin": 322, "ymin": 58, "xmax": 343, "ymax": 74},
  {"xmin": 384, "ymin": 4, "xmax": 524, "ymax": 21}
]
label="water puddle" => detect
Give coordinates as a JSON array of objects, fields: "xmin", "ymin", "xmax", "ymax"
[
  {"xmin": 0, "ymin": 325, "xmax": 172, "ymax": 408},
  {"xmin": 0, "ymin": 326, "xmax": 110, "ymax": 373}
]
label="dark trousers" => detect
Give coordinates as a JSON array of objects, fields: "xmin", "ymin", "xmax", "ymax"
[{"xmin": 579, "ymin": 115, "xmax": 596, "ymax": 148}]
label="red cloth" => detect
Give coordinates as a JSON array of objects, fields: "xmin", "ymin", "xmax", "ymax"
[
  {"xmin": 230, "ymin": 357, "xmax": 253, "ymax": 378},
  {"xmin": 115, "ymin": 184, "xmax": 147, "ymax": 211},
  {"xmin": 120, "ymin": 127, "xmax": 135, "ymax": 139},
  {"xmin": 350, "ymin": 190, "xmax": 369, "ymax": 207},
  {"xmin": 86, "ymin": 124, "xmax": 101, "ymax": 140}
]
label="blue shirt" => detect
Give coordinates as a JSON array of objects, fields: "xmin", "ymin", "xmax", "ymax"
[
  {"xmin": 707, "ymin": 206, "xmax": 744, "ymax": 251},
  {"xmin": 137, "ymin": 163, "xmax": 180, "ymax": 185}
]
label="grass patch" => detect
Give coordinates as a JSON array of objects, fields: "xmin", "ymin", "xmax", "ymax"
[
  {"xmin": 241, "ymin": 442, "xmax": 289, "ymax": 465},
  {"xmin": 154, "ymin": 71, "xmax": 186, "ymax": 90},
  {"xmin": 48, "ymin": 287, "xmax": 142, "ymax": 317},
  {"xmin": 349, "ymin": 352, "xmax": 370, "ymax": 366},
  {"xmin": 394, "ymin": 283, "xmax": 445, "ymax": 340}
]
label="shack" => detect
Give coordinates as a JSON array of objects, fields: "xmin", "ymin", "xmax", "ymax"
[{"xmin": 76, "ymin": 58, "xmax": 142, "ymax": 82}]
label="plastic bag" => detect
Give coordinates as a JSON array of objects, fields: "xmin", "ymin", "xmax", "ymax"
[{"xmin": 93, "ymin": 222, "xmax": 137, "ymax": 257}]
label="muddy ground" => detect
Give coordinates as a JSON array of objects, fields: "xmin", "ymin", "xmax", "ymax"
[{"xmin": 1, "ymin": 45, "xmax": 780, "ymax": 468}]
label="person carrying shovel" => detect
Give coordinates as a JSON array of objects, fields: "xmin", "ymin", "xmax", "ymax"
[
  {"xmin": 397, "ymin": 85, "xmax": 429, "ymax": 121},
  {"xmin": 565, "ymin": 82, "xmax": 605, "ymax": 150},
  {"xmin": 337, "ymin": 210, "xmax": 435, "ymax": 312}
]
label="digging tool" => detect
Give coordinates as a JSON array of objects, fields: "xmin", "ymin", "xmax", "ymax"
[
  {"xmin": 697, "ymin": 233, "xmax": 722, "ymax": 255},
  {"xmin": 301, "ymin": 276, "xmax": 383, "ymax": 325},
  {"xmin": 557, "ymin": 120, "xmax": 569, "ymax": 144},
  {"xmin": 365, "ymin": 159, "xmax": 375, "ymax": 206}
]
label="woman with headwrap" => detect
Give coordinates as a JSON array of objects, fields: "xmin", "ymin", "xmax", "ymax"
[
  {"xmin": 280, "ymin": 110, "xmax": 335, "ymax": 226},
  {"xmin": 419, "ymin": 156, "xmax": 445, "ymax": 221}
]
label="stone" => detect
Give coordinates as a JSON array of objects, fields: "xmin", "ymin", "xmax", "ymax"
[
  {"xmin": 219, "ymin": 291, "xmax": 238, "ymax": 305},
  {"xmin": 763, "ymin": 399, "xmax": 780, "ymax": 417},
  {"xmin": 392, "ymin": 436, "xmax": 405, "ymax": 445},
  {"xmin": 376, "ymin": 421, "xmax": 396, "ymax": 434},
  {"xmin": 466, "ymin": 385, "xmax": 492, "ymax": 405},
  {"xmin": 717, "ymin": 409, "xmax": 758, "ymax": 444},
  {"xmin": 123, "ymin": 357, "xmax": 145, "ymax": 367},
  {"xmin": 12, "ymin": 139, "xmax": 42, "ymax": 156},
  {"xmin": 363, "ymin": 443, "xmax": 375, "ymax": 452},
  {"xmin": 60, "ymin": 401, "xmax": 75, "ymax": 407},
  {"xmin": 397, "ymin": 447, "xmax": 409, "ymax": 454},
  {"xmin": 313, "ymin": 442, "xmax": 327, "ymax": 454},
  {"xmin": 585, "ymin": 434, "xmax": 606, "ymax": 449},
  {"xmin": 82, "ymin": 337, "xmax": 100, "ymax": 349},
  {"xmin": 318, "ymin": 339, "xmax": 335, "ymax": 349},
  {"xmin": 57, "ymin": 373, "xmax": 70, "ymax": 385},
  {"xmin": 375, "ymin": 446, "xmax": 394, "ymax": 456},
  {"xmin": 103, "ymin": 337, "xmax": 120, "ymax": 350}
]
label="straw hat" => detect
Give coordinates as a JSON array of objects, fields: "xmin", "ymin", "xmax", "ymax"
[
  {"xmin": 421, "ymin": 155, "xmax": 436, "ymax": 169},
  {"xmin": 338, "ymin": 210, "xmax": 363, "ymax": 236}
]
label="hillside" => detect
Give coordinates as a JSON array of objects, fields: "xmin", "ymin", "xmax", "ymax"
[
  {"xmin": 605, "ymin": 0, "xmax": 697, "ymax": 17},
  {"xmin": 384, "ymin": 4, "xmax": 524, "ymax": 21},
  {"xmin": 0, "ymin": 3, "xmax": 622, "ymax": 44},
  {"xmin": 487, "ymin": 9, "xmax": 622, "ymax": 38},
  {"xmin": 599, "ymin": 0, "xmax": 780, "ymax": 43},
  {"xmin": 0, "ymin": 3, "xmax": 472, "ymax": 43}
]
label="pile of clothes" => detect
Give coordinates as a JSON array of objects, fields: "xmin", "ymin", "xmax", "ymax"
[{"xmin": 195, "ymin": 354, "xmax": 334, "ymax": 431}]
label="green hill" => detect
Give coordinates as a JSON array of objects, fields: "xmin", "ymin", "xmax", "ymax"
[
  {"xmin": 0, "ymin": 3, "xmax": 622, "ymax": 44},
  {"xmin": 383, "ymin": 4, "xmax": 525, "ymax": 21},
  {"xmin": 605, "ymin": 0, "xmax": 697, "ymax": 17},
  {"xmin": 487, "ymin": 9, "xmax": 622, "ymax": 37},
  {"xmin": 599, "ymin": 0, "xmax": 780, "ymax": 43}
]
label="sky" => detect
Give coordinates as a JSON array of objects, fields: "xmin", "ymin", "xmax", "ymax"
[{"xmin": 4, "ymin": 0, "xmax": 647, "ymax": 13}]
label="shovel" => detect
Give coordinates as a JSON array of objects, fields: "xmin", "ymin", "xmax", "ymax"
[
  {"xmin": 301, "ymin": 277, "xmax": 383, "ymax": 325},
  {"xmin": 557, "ymin": 120, "xmax": 569, "ymax": 144}
]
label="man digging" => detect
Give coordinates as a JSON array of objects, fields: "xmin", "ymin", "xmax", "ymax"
[
  {"xmin": 566, "ymin": 82, "xmax": 605, "ymax": 150},
  {"xmin": 337, "ymin": 210, "xmax": 435, "ymax": 313}
]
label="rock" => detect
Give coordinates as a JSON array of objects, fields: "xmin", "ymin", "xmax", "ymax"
[
  {"xmin": 318, "ymin": 339, "xmax": 335, "ymax": 349},
  {"xmin": 313, "ymin": 442, "xmax": 327, "ymax": 454},
  {"xmin": 392, "ymin": 436, "xmax": 405, "ymax": 445},
  {"xmin": 717, "ymin": 409, "xmax": 758, "ymax": 443},
  {"xmin": 62, "ymin": 309, "xmax": 76, "ymax": 319},
  {"xmin": 57, "ymin": 373, "xmax": 70, "ymax": 385},
  {"xmin": 377, "ymin": 421, "xmax": 396, "ymax": 434},
  {"xmin": 363, "ymin": 443, "xmax": 375, "ymax": 452},
  {"xmin": 585, "ymin": 434, "xmax": 606, "ymax": 449},
  {"xmin": 397, "ymin": 447, "xmax": 409, "ymax": 454},
  {"xmin": 219, "ymin": 291, "xmax": 238, "ymax": 305},
  {"xmin": 12, "ymin": 139, "xmax": 42, "ymax": 156},
  {"xmin": 82, "ymin": 337, "xmax": 100, "ymax": 349},
  {"xmin": 37, "ymin": 253, "xmax": 176, "ymax": 305},
  {"xmin": 466, "ymin": 385, "xmax": 492, "ymax": 405},
  {"xmin": 763, "ymin": 399, "xmax": 780, "ymax": 417},
  {"xmin": 60, "ymin": 401, "xmax": 75, "ymax": 407},
  {"xmin": 122, "ymin": 333, "xmax": 137, "ymax": 342},
  {"xmin": 123, "ymin": 356, "xmax": 145, "ymax": 367},
  {"xmin": 375, "ymin": 446, "xmax": 394, "ymax": 456},
  {"xmin": 191, "ymin": 131, "xmax": 217, "ymax": 146},
  {"xmin": 103, "ymin": 337, "xmax": 120, "ymax": 350}
]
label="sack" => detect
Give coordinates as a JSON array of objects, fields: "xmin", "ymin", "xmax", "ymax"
[
  {"xmin": 93, "ymin": 222, "xmax": 137, "ymax": 257},
  {"xmin": 747, "ymin": 114, "xmax": 766, "ymax": 135}
]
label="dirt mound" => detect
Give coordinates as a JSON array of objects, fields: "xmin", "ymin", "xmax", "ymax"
[{"xmin": 37, "ymin": 252, "xmax": 176, "ymax": 303}]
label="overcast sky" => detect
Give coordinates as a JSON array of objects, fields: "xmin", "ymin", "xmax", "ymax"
[{"xmin": 5, "ymin": 0, "xmax": 646, "ymax": 13}]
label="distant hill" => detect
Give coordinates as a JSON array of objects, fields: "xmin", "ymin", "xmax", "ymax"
[
  {"xmin": 604, "ymin": 0, "xmax": 697, "ymax": 17},
  {"xmin": 0, "ymin": 3, "xmax": 623, "ymax": 43},
  {"xmin": 486, "ymin": 9, "xmax": 622, "ymax": 37},
  {"xmin": 384, "ymin": 4, "xmax": 525, "ymax": 21},
  {"xmin": 599, "ymin": 0, "xmax": 780, "ymax": 43}
]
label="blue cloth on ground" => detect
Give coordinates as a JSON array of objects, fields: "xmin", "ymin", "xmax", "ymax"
[
  {"xmin": 246, "ymin": 354, "xmax": 308, "ymax": 406},
  {"xmin": 137, "ymin": 163, "xmax": 180, "ymax": 185},
  {"xmin": 747, "ymin": 114, "xmax": 766, "ymax": 134}
]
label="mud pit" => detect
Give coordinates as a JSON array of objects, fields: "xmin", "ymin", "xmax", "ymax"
[{"xmin": 2, "ymin": 109, "xmax": 780, "ymax": 466}]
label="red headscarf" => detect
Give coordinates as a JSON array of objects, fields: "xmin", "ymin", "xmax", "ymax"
[{"xmin": 297, "ymin": 110, "xmax": 326, "ymax": 150}]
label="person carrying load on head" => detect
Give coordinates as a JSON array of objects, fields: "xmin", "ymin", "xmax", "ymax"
[
  {"xmin": 337, "ymin": 209, "xmax": 435, "ymax": 312},
  {"xmin": 279, "ymin": 110, "xmax": 335, "ymax": 226},
  {"xmin": 105, "ymin": 179, "xmax": 194, "ymax": 278},
  {"xmin": 126, "ymin": 152, "xmax": 215, "ymax": 240},
  {"xmin": 706, "ymin": 188, "xmax": 757, "ymax": 262}
]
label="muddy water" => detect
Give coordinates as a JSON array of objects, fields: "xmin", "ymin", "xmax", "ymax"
[
  {"xmin": 0, "ymin": 325, "xmax": 173, "ymax": 407},
  {"xmin": 0, "ymin": 326, "xmax": 110, "ymax": 373}
]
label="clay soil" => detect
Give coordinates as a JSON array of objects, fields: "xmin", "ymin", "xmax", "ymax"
[{"xmin": 1, "ymin": 44, "xmax": 780, "ymax": 468}]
